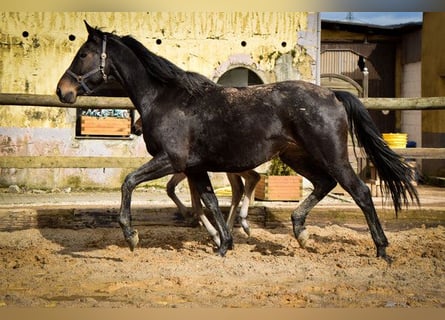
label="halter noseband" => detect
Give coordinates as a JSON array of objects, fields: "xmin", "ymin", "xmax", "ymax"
[{"xmin": 65, "ymin": 35, "xmax": 108, "ymax": 94}]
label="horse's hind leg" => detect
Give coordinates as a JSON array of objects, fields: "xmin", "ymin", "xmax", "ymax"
[
  {"xmin": 280, "ymin": 155, "xmax": 337, "ymax": 248},
  {"xmin": 291, "ymin": 176, "xmax": 336, "ymax": 247},
  {"xmin": 229, "ymin": 170, "xmax": 260, "ymax": 236},
  {"xmin": 166, "ymin": 173, "xmax": 190, "ymax": 219},
  {"xmin": 225, "ymin": 173, "xmax": 244, "ymax": 232},
  {"xmin": 330, "ymin": 165, "xmax": 390, "ymax": 261}
]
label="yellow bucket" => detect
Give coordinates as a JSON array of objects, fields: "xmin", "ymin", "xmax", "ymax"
[{"xmin": 382, "ymin": 133, "xmax": 408, "ymax": 148}]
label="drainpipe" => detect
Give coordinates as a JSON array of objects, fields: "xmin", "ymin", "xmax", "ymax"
[{"xmin": 363, "ymin": 67, "xmax": 369, "ymax": 98}]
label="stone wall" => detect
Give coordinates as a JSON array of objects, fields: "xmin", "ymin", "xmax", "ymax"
[{"xmin": 0, "ymin": 12, "xmax": 318, "ymax": 189}]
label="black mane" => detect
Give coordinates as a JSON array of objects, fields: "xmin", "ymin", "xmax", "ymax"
[{"xmin": 113, "ymin": 34, "xmax": 216, "ymax": 96}]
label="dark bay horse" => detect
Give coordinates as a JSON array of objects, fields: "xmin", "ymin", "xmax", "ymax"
[
  {"xmin": 56, "ymin": 21, "xmax": 418, "ymax": 261},
  {"xmin": 93, "ymin": 80, "xmax": 261, "ymax": 241}
]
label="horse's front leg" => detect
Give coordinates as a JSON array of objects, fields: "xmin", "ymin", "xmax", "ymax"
[
  {"xmin": 187, "ymin": 171, "xmax": 233, "ymax": 256},
  {"xmin": 119, "ymin": 153, "xmax": 175, "ymax": 251},
  {"xmin": 188, "ymin": 178, "xmax": 221, "ymax": 247}
]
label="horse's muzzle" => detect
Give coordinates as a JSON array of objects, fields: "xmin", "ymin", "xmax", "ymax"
[
  {"xmin": 56, "ymin": 88, "xmax": 76, "ymax": 104},
  {"xmin": 56, "ymin": 77, "xmax": 78, "ymax": 104}
]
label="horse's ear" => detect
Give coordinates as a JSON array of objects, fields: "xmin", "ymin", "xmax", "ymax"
[
  {"xmin": 84, "ymin": 20, "xmax": 104, "ymax": 42},
  {"xmin": 84, "ymin": 20, "xmax": 94, "ymax": 33},
  {"xmin": 84, "ymin": 20, "xmax": 100, "ymax": 38}
]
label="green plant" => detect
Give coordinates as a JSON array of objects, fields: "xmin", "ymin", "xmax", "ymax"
[{"xmin": 267, "ymin": 156, "xmax": 297, "ymax": 176}]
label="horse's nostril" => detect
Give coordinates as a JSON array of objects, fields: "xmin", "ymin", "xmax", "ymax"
[{"xmin": 55, "ymin": 87, "xmax": 75, "ymax": 103}]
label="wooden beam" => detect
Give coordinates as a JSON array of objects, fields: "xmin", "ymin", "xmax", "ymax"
[
  {"xmin": 1, "ymin": 148, "xmax": 444, "ymax": 170},
  {"xmin": 0, "ymin": 156, "xmax": 148, "ymax": 169},
  {"xmin": 1, "ymin": 93, "xmax": 445, "ymax": 110},
  {"xmin": 0, "ymin": 93, "xmax": 134, "ymax": 109},
  {"xmin": 361, "ymin": 97, "xmax": 445, "ymax": 110},
  {"xmin": 392, "ymin": 148, "xmax": 445, "ymax": 159},
  {"xmin": 353, "ymin": 148, "xmax": 445, "ymax": 159}
]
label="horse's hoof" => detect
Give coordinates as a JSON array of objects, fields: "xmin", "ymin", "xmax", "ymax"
[
  {"xmin": 241, "ymin": 220, "xmax": 251, "ymax": 236},
  {"xmin": 381, "ymin": 254, "xmax": 393, "ymax": 264},
  {"xmin": 217, "ymin": 247, "xmax": 227, "ymax": 257},
  {"xmin": 212, "ymin": 235, "xmax": 221, "ymax": 248},
  {"xmin": 296, "ymin": 229, "xmax": 309, "ymax": 248},
  {"xmin": 125, "ymin": 229, "xmax": 139, "ymax": 252},
  {"xmin": 377, "ymin": 247, "xmax": 392, "ymax": 264},
  {"xmin": 217, "ymin": 238, "xmax": 233, "ymax": 256},
  {"xmin": 173, "ymin": 212, "xmax": 186, "ymax": 221},
  {"xmin": 187, "ymin": 217, "xmax": 201, "ymax": 228}
]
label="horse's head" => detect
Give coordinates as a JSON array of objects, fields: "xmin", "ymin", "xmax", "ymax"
[{"xmin": 56, "ymin": 21, "xmax": 111, "ymax": 103}]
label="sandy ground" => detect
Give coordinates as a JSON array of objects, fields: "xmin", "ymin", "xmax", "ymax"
[
  {"xmin": 0, "ymin": 185, "xmax": 444, "ymax": 308},
  {"xmin": 0, "ymin": 222, "xmax": 443, "ymax": 308}
]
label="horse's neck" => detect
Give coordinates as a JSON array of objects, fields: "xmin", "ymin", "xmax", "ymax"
[{"xmin": 110, "ymin": 48, "xmax": 161, "ymax": 116}]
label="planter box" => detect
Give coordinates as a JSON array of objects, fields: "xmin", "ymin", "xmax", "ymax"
[
  {"xmin": 80, "ymin": 116, "xmax": 131, "ymax": 136},
  {"xmin": 254, "ymin": 174, "xmax": 302, "ymax": 201}
]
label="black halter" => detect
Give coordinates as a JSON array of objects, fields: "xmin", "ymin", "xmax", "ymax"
[{"xmin": 65, "ymin": 35, "xmax": 108, "ymax": 93}]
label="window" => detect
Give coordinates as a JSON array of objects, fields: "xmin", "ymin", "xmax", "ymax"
[{"xmin": 76, "ymin": 107, "xmax": 135, "ymax": 138}]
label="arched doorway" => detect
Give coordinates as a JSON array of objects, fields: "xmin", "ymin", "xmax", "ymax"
[
  {"xmin": 320, "ymin": 73, "xmax": 363, "ymax": 97},
  {"xmin": 217, "ymin": 67, "xmax": 264, "ymax": 87}
]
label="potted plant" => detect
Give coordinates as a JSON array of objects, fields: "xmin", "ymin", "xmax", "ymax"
[{"xmin": 254, "ymin": 156, "xmax": 302, "ymax": 201}]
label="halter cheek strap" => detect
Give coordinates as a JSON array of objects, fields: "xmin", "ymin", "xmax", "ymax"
[{"xmin": 65, "ymin": 35, "xmax": 108, "ymax": 94}]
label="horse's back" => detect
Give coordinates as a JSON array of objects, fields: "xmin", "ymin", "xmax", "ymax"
[{"xmin": 181, "ymin": 80, "xmax": 347, "ymax": 171}]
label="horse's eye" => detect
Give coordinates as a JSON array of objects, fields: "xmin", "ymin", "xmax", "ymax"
[{"xmin": 79, "ymin": 52, "xmax": 87, "ymax": 58}]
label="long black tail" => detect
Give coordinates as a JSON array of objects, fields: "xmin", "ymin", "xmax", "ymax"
[{"xmin": 334, "ymin": 91, "xmax": 419, "ymax": 214}]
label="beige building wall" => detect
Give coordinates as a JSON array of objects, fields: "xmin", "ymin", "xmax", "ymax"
[
  {"xmin": 421, "ymin": 12, "xmax": 445, "ymax": 177},
  {"xmin": 0, "ymin": 12, "xmax": 319, "ymax": 189}
]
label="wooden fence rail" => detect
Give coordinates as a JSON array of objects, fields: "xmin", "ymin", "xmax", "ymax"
[
  {"xmin": 1, "ymin": 93, "xmax": 445, "ymax": 169},
  {"xmin": 1, "ymin": 148, "xmax": 445, "ymax": 170},
  {"xmin": 0, "ymin": 93, "xmax": 135, "ymax": 109},
  {"xmin": 2, "ymin": 93, "xmax": 445, "ymax": 110},
  {"xmin": 0, "ymin": 156, "xmax": 148, "ymax": 169}
]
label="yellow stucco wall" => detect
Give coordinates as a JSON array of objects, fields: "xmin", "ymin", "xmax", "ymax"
[
  {"xmin": 0, "ymin": 12, "xmax": 318, "ymax": 188},
  {"xmin": 1, "ymin": 12, "xmax": 315, "ymax": 94}
]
